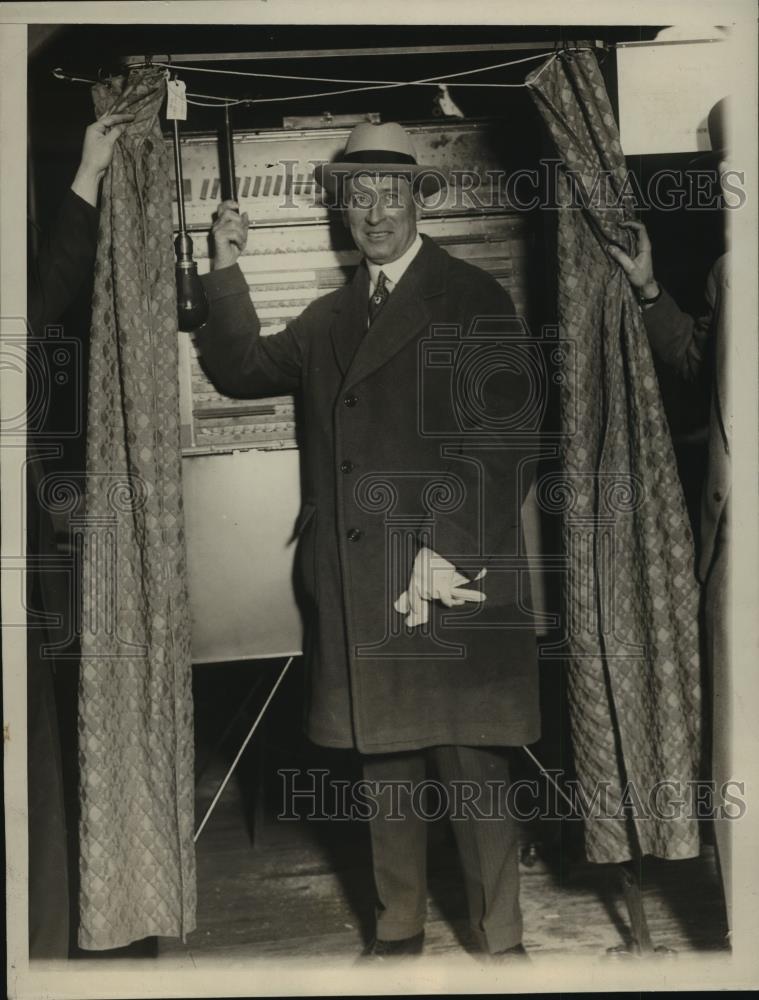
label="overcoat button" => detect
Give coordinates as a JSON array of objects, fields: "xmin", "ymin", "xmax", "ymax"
[
  {"xmin": 343, "ymin": 394, "xmax": 358, "ymax": 407},
  {"xmin": 340, "ymin": 460, "xmax": 354, "ymax": 473},
  {"xmin": 347, "ymin": 527, "xmax": 362, "ymax": 542},
  {"xmin": 713, "ymin": 490, "xmax": 722, "ymax": 503}
]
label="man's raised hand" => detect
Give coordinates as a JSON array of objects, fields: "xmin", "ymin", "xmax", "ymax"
[{"xmin": 211, "ymin": 200, "xmax": 250, "ymax": 270}]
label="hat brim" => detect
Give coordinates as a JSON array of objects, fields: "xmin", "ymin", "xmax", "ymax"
[{"xmin": 314, "ymin": 161, "xmax": 446, "ymax": 200}]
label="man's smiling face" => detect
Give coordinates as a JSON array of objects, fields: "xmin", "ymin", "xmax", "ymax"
[{"xmin": 343, "ymin": 172, "xmax": 420, "ymax": 265}]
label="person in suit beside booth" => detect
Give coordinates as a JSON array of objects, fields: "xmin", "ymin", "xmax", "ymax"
[{"xmin": 195, "ymin": 122, "xmax": 545, "ymax": 960}]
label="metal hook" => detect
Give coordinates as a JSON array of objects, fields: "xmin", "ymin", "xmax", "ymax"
[
  {"xmin": 97, "ymin": 66, "xmax": 121, "ymax": 87},
  {"xmin": 52, "ymin": 66, "xmax": 97, "ymax": 85},
  {"xmin": 560, "ymin": 39, "xmax": 576, "ymax": 61}
]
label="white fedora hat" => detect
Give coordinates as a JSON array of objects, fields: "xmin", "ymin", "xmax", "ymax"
[{"xmin": 313, "ymin": 122, "xmax": 445, "ymax": 199}]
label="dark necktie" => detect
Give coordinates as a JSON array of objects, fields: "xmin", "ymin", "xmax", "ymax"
[{"xmin": 368, "ymin": 270, "xmax": 390, "ymax": 325}]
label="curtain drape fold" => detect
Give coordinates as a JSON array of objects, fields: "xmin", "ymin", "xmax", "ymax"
[
  {"xmin": 78, "ymin": 67, "xmax": 196, "ymax": 948},
  {"xmin": 527, "ymin": 51, "xmax": 702, "ymax": 863}
]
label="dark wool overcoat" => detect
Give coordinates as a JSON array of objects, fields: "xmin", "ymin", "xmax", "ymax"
[{"xmin": 198, "ymin": 235, "xmax": 542, "ymax": 753}]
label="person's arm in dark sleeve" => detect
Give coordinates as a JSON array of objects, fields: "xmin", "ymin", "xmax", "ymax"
[
  {"xmin": 608, "ymin": 219, "xmax": 716, "ymax": 384},
  {"xmin": 27, "ymin": 110, "xmax": 134, "ymax": 333},
  {"xmin": 641, "ymin": 271, "xmax": 717, "ymax": 384},
  {"xmin": 195, "ymin": 198, "xmax": 312, "ymax": 397},
  {"xmin": 195, "ymin": 262, "xmax": 309, "ymax": 398},
  {"xmin": 28, "ymin": 190, "xmax": 99, "ymax": 333}
]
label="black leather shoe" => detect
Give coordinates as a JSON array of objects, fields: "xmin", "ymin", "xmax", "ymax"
[
  {"xmin": 489, "ymin": 943, "xmax": 530, "ymax": 962},
  {"xmin": 358, "ymin": 931, "xmax": 425, "ymax": 961}
]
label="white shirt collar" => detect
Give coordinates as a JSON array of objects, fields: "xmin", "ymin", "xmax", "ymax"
[{"xmin": 366, "ymin": 234, "xmax": 423, "ymax": 295}]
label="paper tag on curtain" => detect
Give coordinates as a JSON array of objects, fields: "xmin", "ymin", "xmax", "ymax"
[{"xmin": 166, "ymin": 78, "xmax": 188, "ymax": 121}]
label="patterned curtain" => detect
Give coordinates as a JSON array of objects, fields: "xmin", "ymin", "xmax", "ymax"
[
  {"xmin": 78, "ymin": 68, "xmax": 196, "ymax": 948},
  {"xmin": 527, "ymin": 51, "xmax": 702, "ymax": 862}
]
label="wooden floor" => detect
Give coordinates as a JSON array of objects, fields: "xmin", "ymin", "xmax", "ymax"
[{"xmin": 158, "ymin": 749, "xmax": 729, "ymax": 965}]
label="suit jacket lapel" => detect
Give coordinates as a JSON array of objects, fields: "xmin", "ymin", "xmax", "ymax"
[
  {"xmin": 328, "ymin": 264, "xmax": 369, "ymax": 378},
  {"xmin": 342, "ymin": 236, "xmax": 445, "ymax": 389}
]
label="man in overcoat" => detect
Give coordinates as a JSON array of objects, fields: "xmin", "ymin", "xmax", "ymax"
[{"xmin": 196, "ymin": 122, "xmax": 543, "ymax": 959}]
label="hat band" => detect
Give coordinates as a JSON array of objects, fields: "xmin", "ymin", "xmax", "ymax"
[{"xmin": 342, "ymin": 149, "xmax": 417, "ymax": 165}]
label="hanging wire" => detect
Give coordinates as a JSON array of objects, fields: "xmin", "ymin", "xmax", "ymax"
[
  {"xmin": 53, "ymin": 47, "xmax": 574, "ymax": 110},
  {"xmin": 175, "ymin": 49, "xmax": 571, "ymax": 104},
  {"xmin": 186, "ymin": 95, "xmax": 246, "ymax": 107},
  {"xmin": 151, "ymin": 48, "xmax": 557, "ymax": 85},
  {"xmin": 181, "ymin": 50, "xmax": 565, "ymax": 107}
]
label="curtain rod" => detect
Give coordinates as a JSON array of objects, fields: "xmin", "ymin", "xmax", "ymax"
[
  {"xmin": 120, "ymin": 37, "xmax": 725, "ymax": 66},
  {"xmin": 122, "ymin": 40, "xmax": 608, "ymax": 65},
  {"xmin": 616, "ymin": 37, "xmax": 724, "ymax": 48}
]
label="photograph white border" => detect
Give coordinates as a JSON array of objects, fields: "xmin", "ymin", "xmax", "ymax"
[{"xmin": 2, "ymin": 1, "xmax": 757, "ymax": 995}]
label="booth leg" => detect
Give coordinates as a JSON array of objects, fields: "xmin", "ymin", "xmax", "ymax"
[
  {"xmin": 251, "ymin": 711, "xmax": 269, "ymax": 850},
  {"xmin": 618, "ymin": 861, "xmax": 654, "ymax": 955},
  {"xmin": 605, "ymin": 860, "xmax": 677, "ymax": 958}
]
